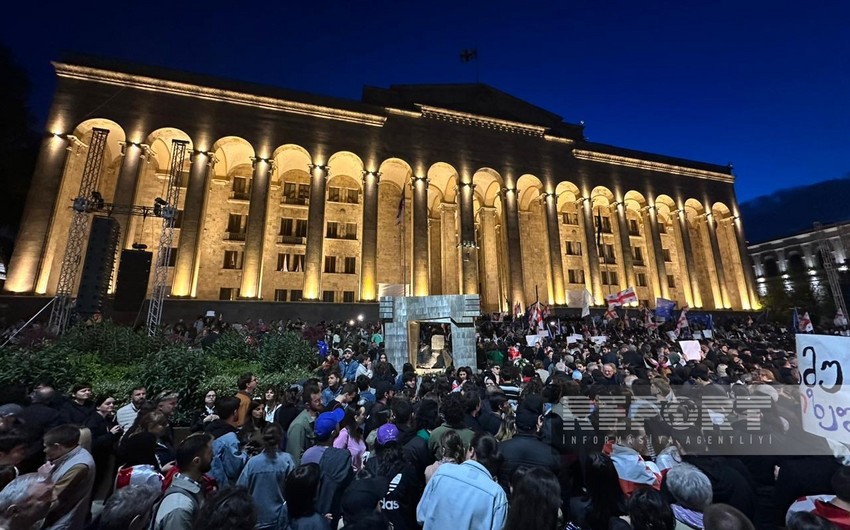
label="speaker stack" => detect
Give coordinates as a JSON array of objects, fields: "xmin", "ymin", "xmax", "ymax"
[
  {"xmin": 113, "ymin": 248, "xmax": 153, "ymax": 312},
  {"xmin": 76, "ymin": 216, "xmax": 120, "ymax": 316}
]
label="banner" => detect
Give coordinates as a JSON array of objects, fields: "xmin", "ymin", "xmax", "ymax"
[{"xmin": 798, "ymin": 334, "xmax": 850, "ymax": 445}]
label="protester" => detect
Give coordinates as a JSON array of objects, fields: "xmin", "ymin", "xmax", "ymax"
[
  {"xmin": 284, "ymin": 464, "xmax": 330, "ymax": 530},
  {"xmin": 237, "ymin": 424, "xmax": 294, "ymax": 530},
  {"xmin": 150, "ymin": 432, "xmax": 212, "ymax": 530}
]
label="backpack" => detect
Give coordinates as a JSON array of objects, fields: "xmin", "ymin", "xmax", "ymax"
[{"xmin": 149, "ymin": 486, "xmax": 195, "ymax": 530}]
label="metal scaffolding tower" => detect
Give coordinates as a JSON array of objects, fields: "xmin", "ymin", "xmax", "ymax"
[
  {"xmin": 814, "ymin": 222, "xmax": 848, "ymax": 323},
  {"xmin": 146, "ymin": 140, "xmax": 187, "ymax": 337},
  {"xmin": 45, "ymin": 132, "xmax": 186, "ymax": 337},
  {"xmin": 48, "ymin": 128, "xmax": 110, "ymax": 333}
]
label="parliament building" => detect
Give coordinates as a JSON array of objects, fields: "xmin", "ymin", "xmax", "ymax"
[{"xmin": 5, "ymin": 56, "xmax": 759, "ymax": 313}]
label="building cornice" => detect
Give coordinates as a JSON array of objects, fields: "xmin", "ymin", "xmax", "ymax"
[
  {"xmin": 53, "ymin": 62, "xmax": 387, "ymax": 127},
  {"xmin": 416, "ymin": 104, "xmax": 549, "ymax": 137},
  {"xmin": 572, "ymin": 149, "xmax": 734, "ymax": 183}
]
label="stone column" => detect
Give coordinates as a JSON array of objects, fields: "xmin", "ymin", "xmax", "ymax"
[
  {"xmin": 732, "ymin": 217, "xmax": 760, "ymax": 309},
  {"xmin": 359, "ymin": 170, "xmax": 380, "ymax": 301},
  {"xmin": 478, "ymin": 206, "xmax": 500, "ymax": 312},
  {"xmin": 706, "ymin": 214, "xmax": 730, "ymax": 309},
  {"xmin": 502, "ymin": 187, "xmax": 525, "ymax": 307},
  {"xmin": 458, "ymin": 182, "xmax": 479, "ymax": 294},
  {"xmin": 111, "ymin": 142, "xmax": 145, "ymax": 250},
  {"xmin": 240, "ymin": 158, "xmax": 273, "ymax": 299},
  {"xmin": 412, "ymin": 176, "xmax": 430, "ymax": 296},
  {"xmin": 615, "ymin": 202, "xmax": 636, "ymax": 290},
  {"xmin": 303, "ymin": 164, "xmax": 328, "ymax": 300},
  {"xmin": 5, "ymin": 133, "xmax": 71, "ymax": 294},
  {"xmin": 582, "ymin": 199, "xmax": 603, "ymax": 304},
  {"xmin": 776, "ymin": 249, "xmax": 787, "ymax": 274},
  {"xmin": 429, "ymin": 217, "xmax": 442, "ymax": 294},
  {"xmin": 440, "ymin": 203, "xmax": 459, "ymax": 294},
  {"xmin": 543, "ymin": 193, "xmax": 566, "ymax": 304},
  {"xmin": 676, "ymin": 211, "xmax": 701, "ymax": 307},
  {"xmin": 171, "ymin": 151, "xmax": 212, "ymax": 297},
  {"xmin": 646, "ymin": 206, "xmax": 669, "ymax": 299}
]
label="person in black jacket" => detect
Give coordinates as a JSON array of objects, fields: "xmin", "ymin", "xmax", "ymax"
[
  {"xmin": 498, "ymin": 394, "xmax": 561, "ymax": 494},
  {"xmin": 364, "ymin": 424, "xmax": 421, "ymax": 530},
  {"xmin": 59, "ymin": 382, "xmax": 96, "ymax": 426},
  {"xmin": 404, "ymin": 399, "xmax": 439, "ymax": 481}
]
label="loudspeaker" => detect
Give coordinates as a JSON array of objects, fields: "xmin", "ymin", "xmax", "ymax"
[
  {"xmin": 113, "ymin": 249, "xmax": 153, "ymax": 311},
  {"xmin": 76, "ymin": 216, "xmax": 120, "ymax": 316}
]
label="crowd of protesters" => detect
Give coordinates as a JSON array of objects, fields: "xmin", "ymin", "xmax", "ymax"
[{"xmin": 0, "ymin": 311, "xmax": 850, "ymax": 530}]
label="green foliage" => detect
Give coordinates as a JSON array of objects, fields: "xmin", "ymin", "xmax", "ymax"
[
  {"xmin": 137, "ymin": 345, "xmax": 208, "ymax": 426},
  {"xmin": 204, "ymin": 331, "xmax": 254, "ymax": 363},
  {"xmin": 0, "ymin": 322, "xmax": 314, "ymax": 425},
  {"xmin": 257, "ymin": 332, "xmax": 315, "ymax": 372}
]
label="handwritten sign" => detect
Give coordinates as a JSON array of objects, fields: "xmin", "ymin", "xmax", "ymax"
[
  {"xmin": 678, "ymin": 340, "xmax": 702, "ymax": 362},
  {"xmin": 798, "ymin": 334, "xmax": 850, "ymax": 445}
]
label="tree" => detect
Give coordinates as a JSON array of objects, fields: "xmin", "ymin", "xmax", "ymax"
[{"xmin": 0, "ymin": 44, "xmax": 39, "ymax": 263}]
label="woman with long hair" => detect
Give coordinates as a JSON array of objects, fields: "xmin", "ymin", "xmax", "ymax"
[
  {"xmin": 239, "ymin": 400, "xmax": 266, "ymax": 455},
  {"xmin": 504, "ymin": 467, "xmax": 561, "ymax": 530},
  {"xmin": 569, "ymin": 452, "xmax": 628, "ymax": 530},
  {"xmin": 236, "ymin": 424, "xmax": 295, "ymax": 530},
  {"xmin": 285, "ymin": 463, "xmax": 330, "ymax": 529},
  {"xmin": 424, "ymin": 429, "xmax": 464, "ymax": 483},
  {"xmin": 263, "ymin": 386, "xmax": 282, "ymax": 423},
  {"xmin": 333, "ymin": 406, "xmax": 367, "ymax": 472},
  {"xmin": 417, "ymin": 432, "xmax": 507, "ymax": 530}
]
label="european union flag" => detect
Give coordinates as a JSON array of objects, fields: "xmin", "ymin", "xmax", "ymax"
[{"xmin": 655, "ymin": 298, "xmax": 675, "ymax": 320}]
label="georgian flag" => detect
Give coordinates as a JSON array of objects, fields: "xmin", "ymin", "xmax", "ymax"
[
  {"xmin": 799, "ymin": 311, "xmax": 814, "ymax": 333},
  {"xmin": 674, "ymin": 306, "xmax": 689, "ymax": 337},
  {"xmin": 605, "ymin": 304, "xmax": 619, "ymax": 321},
  {"xmin": 643, "ymin": 306, "xmax": 658, "ymax": 330},
  {"xmin": 605, "ymin": 287, "xmax": 638, "ymax": 307},
  {"xmin": 835, "ymin": 308, "xmax": 848, "ymax": 328}
]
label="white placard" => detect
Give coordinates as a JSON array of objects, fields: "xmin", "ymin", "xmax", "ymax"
[
  {"xmin": 590, "ymin": 336, "xmax": 608, "ymax": 346},
  {"xmin": 678, "ymin": 340, "xmax": 702, "ymax": 362},
  {"xmin": 692, "ymin": 331, "xmax": 703, "ymax": 339},
  {"xmin": 526, "ymin": 335, "xmax": 542, "ymax": 347},
  {"xmin": 567, "ymin": 333, "xmax": 584, "ymax": 345},
  {"xmin": 798, "ymin": 334, "xmax": 850, "ymax": 445},
  {"xmin": 431, "ymin": 334, "xmax": 445, "ymax": 351},
  {"xmin": 666, "ymin": 331, "xmax": 678, "ymax": 341},
  {"xmin": 702, "ymin": 330, "xmax": 713, "ymax": 339}
]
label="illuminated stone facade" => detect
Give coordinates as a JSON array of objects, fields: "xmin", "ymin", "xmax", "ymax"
[
  {"xmin": 5, "ymin": 57, "xmax": 759, "ymax": 311},
  {"xmin": 749, "ymin": 222, "xmax": 850, "ymax": 304}
]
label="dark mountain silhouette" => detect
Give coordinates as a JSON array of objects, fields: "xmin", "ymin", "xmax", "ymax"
[{"xmin": 740, "ymin": 175, "xmax": 850, "ymax": 244}]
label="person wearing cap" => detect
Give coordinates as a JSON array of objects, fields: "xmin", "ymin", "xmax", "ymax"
[
  {"xmin": 301, "ymin": 408, "xmax": 352, "ymax": 527},
  {"xmin": 0, "ymin": 404, "xmax": 24, "ymax": 434},
  {"xmin": 339, "ymin": 348, "xmax": 360, "ymax": 383},
  {"xmin": 363, "ymin": 423, "xmax": 420, "ymax": 530}
]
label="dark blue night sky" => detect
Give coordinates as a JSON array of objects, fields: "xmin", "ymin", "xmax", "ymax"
[{"xmin": 4, "ymin": 0, "xmax": 848, "ymax": 202}]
